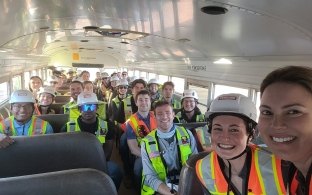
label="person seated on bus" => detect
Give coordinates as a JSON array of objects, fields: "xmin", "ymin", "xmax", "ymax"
[
  {"xmin": 29, "ymin": 75, "xmax": 43, "ymax": 99},
  {"xmin": 108, "ymin": 79, "xmax": 129, "ymax": 125},
  {"xmin": 63, "ymin": 80, "xmax": 83, "ymax": 121},
  {"xmin": 47, "ymin": 75, "xmax": 60, "ymax": 94},
  {"xmin": 66, "ymin": 70, "xmax": 75, "ymax": 84},
  {"xmin": 0, "ymin": 134, "xmax": 14, "ymax": 148},
  {"xmin": 195, "ymin": 93, "xmax": 287, "ymax": 195},
  {"xmin": 153, "ymin": 81, "xmax": 181, "ymax": 110},
  {"xmin": 80, "ymin": 70, "xmax": 90, "ymax": 82},
  {"xmin": 93, "ymin": 71, "xmax": 101, "ymax": 88},
  {"xmin": 141, "ymin": 100, "xmax": 198, "ymax": 195},
  {"xmin": 107, "ymin": 75, "xmax": 120, "ymax": 104},
  {"xmin": 122, "ymin": 90, "xmax": 157, "ymax": 190},
  {"xmin": 61, "ymin": 92, "xmax": 123, "ymax": 190},
  {"xmin": 258, "ymin": 66, "xmax": 312, "ymax": 194},
  {"xmin": 96, "ymin": 72, "xmax": 110, "ymax": 102},
  {"xmin": 35, "ymin": 86, "xmax": 56, "ymax": 115},
  {"xmin": 174, "ymin": 89, "xmax": 208, "ymax": 152},
  {"xmin": 0, "ymin": 89, "xmax": 53, "ymax": 135},
  {"xmin": 121, "ymin": 71, "xmax": 128, "ymax": 80},
  {"xmin": 83, "ymin": 80, "xmax": 94, "ymax": 93},
  {"xmin": 147, "ymin": 78, "xmax": 161, "ymax": 105}
]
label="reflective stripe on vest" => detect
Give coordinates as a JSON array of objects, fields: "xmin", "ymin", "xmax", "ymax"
[
  {"xmin": 66, "ymin": 118, "xmax": 108, "ymax": 143},
  {"xmin": 195, "ymin": 146, "xmax": 286, "ymax": 195},
  {"xmin": 128, "ymin": 112, "xmax": 157, "ymax": 145},
  {"xmin": 141, "ymin": 126, "xmax": 192, "ymax": 195},
  {"xmin": 112, "ymin": 97, "xmax": 121, "ymax": 110},
  {"xmin": 123, "ymin": 96, "xmax": 132, "ymax": 120},
  {"xmin": 290, "ymin": 169, "xmax": 312, "ymax": 194},
  {"xmin": 63, "ymin": 101, "xmax": 80, "ymax": 122},
  {"xmin": 1, "ymin": 116, "xmax": 48, "ymax": 136}
]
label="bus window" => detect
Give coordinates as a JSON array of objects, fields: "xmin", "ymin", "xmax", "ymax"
[
  {"xmin": 148, "ymin": 73, "xmax": 156, "ymax": 80},
  {"xmin": 214, "ymin": 84, "xmax": 248, "ymax": 98},
  {"xmin": 158, "ymin": 75, "xmax": 168, "ymax": 84},
  {"xmin": 189, "ymin": 84, "xmax": 209, "ymax": 113},
  {"xmin": 127, "ymin": 70, "xmax": 134, "ymax": 77},
  {"xmin": 24, "ymin": 72, "xmax": 30, "ymax": 89},
  {"xmin": 140, "ymin": 71, "xmax": 147, "ymax": 79},
  {"xmin": 12, "ymin": 75, "xmax": 22, "ymax": 91},
  {"xmin": 171, "ymin": 77, "xmax": 184, "ymax": 94},
  {"xmin": 0, "ymin": 82, "xmax": 9, "ymax": 103},
  {"xmin": 134, "ymin": 70, "xmax": 140, "ymax": 77}
]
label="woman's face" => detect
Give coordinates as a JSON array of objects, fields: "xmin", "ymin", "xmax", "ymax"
[
  {"xmin": 30, "ymin": 77, "xmax": 42, "ymax": 91},
  {"xmin": 258, "ymin": 82, "xmax": 312, "ymax": 163},
  {"xmin": 39, "ymin": 92, "xmax": 54, "ymax": 106},
  {"xmin": 211, "ymin": 115, "xmax": 249, "ymax": 160}
]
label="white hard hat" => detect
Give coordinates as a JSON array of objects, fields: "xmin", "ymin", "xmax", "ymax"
[
  {"xmin": 38, "ymin": 86, "xmax": 56, "ymax": 97},
  {"xmin": 10, "ymin": 90, "xmax": 35, "ymax": 104},
  {"xmin": 206, "ymin": 93, "xmax": 257, "ymax": 123},
  {"xmin": 148, "ymin": 78, "xmax": 160, "ymax": 85},
  {"xmin": 77, "ymin": 92, "xmax": 98, "ymax": 105},
  {"xmin": 117, "ymin": 79, "xmax": 129, "ymax": 87},
  {"xmin": 110, "ymin": 75, "xmax": 119, "ymax": 82},
  {"xmin": 182, "ymin": 89, "xmax": 199, "ymax": 100}
]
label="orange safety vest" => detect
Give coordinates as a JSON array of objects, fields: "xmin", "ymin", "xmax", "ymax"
[
  {"xmin": 127, "ymin": 112, "xmax": 157, "ymax": 145},
  {"xmin": 0, "ymin": 116, "xmax": 49, "ymax": 136},
  {"xmin": 196, "ymin": 145, "xmax": 287, "ymax": 195}
]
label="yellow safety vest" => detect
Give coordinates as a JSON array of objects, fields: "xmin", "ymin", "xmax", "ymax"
[
  {"xmin": 63, "ymin": 101, "xmax": 80, "ymax": 122},
  {"xmin": 122, "ymin": 96, "xmax": 133, "ymax": 120},
  {"xmin": 0, "ymin": 116, "xmax": 48, "ymax": 136},
  {"xmin": 97, "ymin": 101, "xmax": 107, "ymax": 120},
  {"xmin": 141, "ymin": 126, "xmax": 192, "ymax": 195},
  {"xmin": 175, "ymin": 112, "xmax": 205, "ymax": 123},
  {"xmin": 66, "ymin": 118, "xmax": 108, "ymax": 144},
  {"xmin": 196, "ymin": 145, "xmax": 287, "ymax": 195}
]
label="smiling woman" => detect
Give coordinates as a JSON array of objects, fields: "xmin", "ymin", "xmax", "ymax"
[{"xmin": 258, "ymin": 66, "xmax": 312, "ymax": 194}]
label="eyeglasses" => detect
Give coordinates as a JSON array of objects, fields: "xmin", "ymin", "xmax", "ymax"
[
  {"xmin": 118, "ymin": 86, "xmax": 128, "ymax": 89},
  {"xmin": 80, "ymin": 104, "xmax": 97, "ymax": 112},
  {"xmin": 12, "ymin": 104, "xmax": 33, "ymax": 111}
]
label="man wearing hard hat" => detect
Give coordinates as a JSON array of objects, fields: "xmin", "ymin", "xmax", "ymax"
[
  {"xmin": 62, "ymin": 92, "xmax": 123, "ymax": 191},
  {"xmin": 0, "ymin": 89, "xmax": 54, "ymax": 136}
]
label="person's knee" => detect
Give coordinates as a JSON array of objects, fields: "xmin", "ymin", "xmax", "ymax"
[{"xmin": 107, "ymin": 161, "xmax": 124, "ymax": 190}]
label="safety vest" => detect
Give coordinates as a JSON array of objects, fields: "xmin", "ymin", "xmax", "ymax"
[
  {"xmin": 66, "ymin": 118, "xmax": 108, "ymax": 144},
  {"xmin": 112, "ymin": 97, "xmax": 122, "ymax": 110},
  {"xmin": 141, "ymin": 126, "xmax": 192, "ymax": 195},
  {"xmin": 175, "ymin": 111, "xmax": 205, "ymax": 123},
  {"xmin": 289, "ymin": 165, "xmax": 312, "ymax": 195},
  {"xmin": 122, "ymin": 96, "xmax": 133, "ymax": 120},
  {"xmin": 195, "ymin": 145, "xmax": 287, "ymax": 195},
  {"xmin": 0, "ymin": 116, "xmax": 49, "ymax": 136},
  {"xmin": 97, "ymin": 101, "xmax": 107, "ymax": 120},
  {"xmin": 63, "ymin": 101, "xmax": 80, "ymax": 122},
  {"xmin": 172, "ymin": 99, "xmax": 181, "ymax": 109},
  {"xmin": 127, "ymin": 112, "xmax": 157, "ymax": 145}
]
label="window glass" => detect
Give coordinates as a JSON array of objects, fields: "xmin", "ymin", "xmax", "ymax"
[
  {"xmin": 189, "ymin": 85, "xmax": 209, "ymax": 113},
  {"xmin": 12, "ymin": 75, "xmax": 22, "ymax": 91},
  {"xmin": 127, "ymin": 70, "xmax": 134, "ymax": 77},
  {"xmin": 134, "ymin": 70, "xmax": 140, "ymax": 77},
  {"xmin": 24, "ymin": 72, "xmax": 30, "ymax": 89},
  {"xmin": 214, "ymin": 84, "xmax": 248, "ymax": 98},
  {"xmin": 0, "ymin": 82, "xmax": 9, "ymax": 103},
  {"xmin": 140, "ymin": 71, "xmax": 147, "ymax": 79},
  {"xmin": 256, "ymin": 91, "xmax": 260, "ymax": 121},
  {"xmin": 171, "ymin": 77, "xmax": 184, "ymax": 94},
  {"xmin": 158, "ymin": 75, "xmax": 168, "ymax": 84},
  {"xmin": 148, "ymin": 73, "xmax": 156, "ymax": 80}
]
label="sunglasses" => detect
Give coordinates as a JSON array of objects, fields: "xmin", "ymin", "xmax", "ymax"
[
  {"xmin": 118, "ymin": 86, "xmax": 128, "ymax": 89},
  {"xmin": 81, "ymin": 104, "xmax": 97, "ymax": 112}
]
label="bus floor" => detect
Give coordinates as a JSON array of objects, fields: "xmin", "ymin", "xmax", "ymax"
[{"xmin": 110, "ymin": 143, "xmax": 139, "ymax": 195}]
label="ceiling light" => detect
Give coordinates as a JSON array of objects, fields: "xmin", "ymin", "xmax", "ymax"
[{"xmin": 213, "ymin": 58, "xmax": 232, "ymax": 64}]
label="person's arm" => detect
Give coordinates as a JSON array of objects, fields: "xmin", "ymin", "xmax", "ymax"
[
  {"xmin": 103, "ymin": 121, "xmax": 115, "ymax": 160},
  {"xmin": 127, "ymin": 139, "xmax": 141, "ymax": 157},
  {"xmin": 0, "ymin": 134, "xmax": 14, "ymax": 148},
  {"xmin": 45, "ymin": 123, "xmax": 54, "ymax": 134}
]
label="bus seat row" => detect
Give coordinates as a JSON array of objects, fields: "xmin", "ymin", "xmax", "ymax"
[
  {"xmin": 0, "ymin": 132, "xmax": 116, "ymax": 194},
  {"xmin": 0, "ymin": 168, "xmax": 117, "ymax": 195},
  {"xmin": 37, "ymin": 114, "xmax": 69, "ymax": 133}
]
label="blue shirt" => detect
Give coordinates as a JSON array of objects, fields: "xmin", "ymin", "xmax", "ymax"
[
  {"xmin": 13, "ymin": 118, "xmax": 53, "ymax": 136},
  {"xmin": 126, "ymin": 112, "xmax": 151, "ymax": 140}
]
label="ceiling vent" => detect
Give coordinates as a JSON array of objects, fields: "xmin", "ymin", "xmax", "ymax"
[
  {"xmin": 84, "ymin": 27, "xmax": 149, "ymax": 41},
  {"xmin": 201, "ymin": 6, "xmax": 228, "ymax": 15}
]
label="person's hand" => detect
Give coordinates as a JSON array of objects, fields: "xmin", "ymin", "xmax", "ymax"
[
  {"xmin": 166, "ymin": 183, "xmax": 178, "ymax": 193},
  {"xmin": 0, "ymin": 135, "xmax": 14, "ymax": 148}
]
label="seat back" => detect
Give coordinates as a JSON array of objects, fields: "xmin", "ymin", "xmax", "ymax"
[
  {"xmin": 49, "ymin": 102, "xmax": 67, "ymax": 114},
  {"xmin": 55, "ymin": 95, "xmax": 71, "ymax": 103},
  {"xmin": 37, "ymin": 114, "xmax": 69, "ymax": 133},
  {"xmin": 178, "ymin": 152, "xmax": 210, "ymax": 195},
  {"xmin": 0, "ymin": 168, "xmax": 117, "ymax": 195},
  {"xmin": 0, "ymin": 132, "xmax": 107, "ymax": 178}
]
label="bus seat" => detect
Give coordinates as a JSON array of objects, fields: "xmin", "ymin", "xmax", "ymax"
[
  {"xmin": 178, "ymin": 152, "xmax": 209, "ymax": 195},
  {"xmin": 0, "ymin": 132, "xmax": 107, "ymax": 178},
  {"xmin": 57, "ymin": 89, "xmax": 70, "ymax": 95},
  {"xmin": 0, "ymin": 106, "xmax": 11, "ymax": 119},
  {"xmin": 55, "ymin": 95, "xmax": 71, "ymax": 103},
  {"xmin": 36, "ymin": 114, "xmax": 69, "ymax": 133},
  {"xmin": 49, "ymin": 102, "xmax": 67, "ymax": 114},
  {"xmin": 0, "ymin": 168, "xmax": 117, "ymax": 195}
]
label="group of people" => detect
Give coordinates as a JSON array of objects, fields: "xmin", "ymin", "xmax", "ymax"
[{"xmin": 0, "ymin": 66, "xmax": 311, "ymax": 195}]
